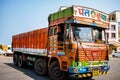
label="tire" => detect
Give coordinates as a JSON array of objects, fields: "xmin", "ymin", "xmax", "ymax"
[
  {"xmin": 34, "ymin": 58, "xmax": 47, "ymax": 76},
  {"xmin": 112, "ymin": 55, "xmax": 115, "ymax": 58},
  {"xmin": 13, "ymin": 54, "xmax": 18, "ymax": 66},
  {"xmin": 49, "ymin": 61, "xmax": 67, "ymax": 80},
  {"xmin": 4, "ymin": 53, "xmax": 8, "ymax": 56},
  {"xmin": 18, "ymin": 55, "xmax": 26, "ymax": 68}
]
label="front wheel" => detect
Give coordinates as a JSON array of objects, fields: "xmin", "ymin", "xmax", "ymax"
[{"xmin": 49, "ymin": 61, "xmax": 67, "ymax": 80}]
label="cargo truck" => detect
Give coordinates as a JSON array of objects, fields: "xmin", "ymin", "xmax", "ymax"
[
  {"xmin": 4, "ymin": 45, "xmax": 13, "ymax": 56},
  {"xmin": 12, "ymin": 5, "xmax": 110, "ymax": 80}
]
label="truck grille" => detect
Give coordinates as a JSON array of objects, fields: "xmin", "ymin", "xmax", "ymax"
[{"xmin": 78, "ymin": 50, "xmax": 107, "ymax": 61}]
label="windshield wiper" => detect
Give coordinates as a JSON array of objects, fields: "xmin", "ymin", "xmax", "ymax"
[
  {"xmin": 78, "ymin": 39, "xmax": 91, "ymax": 60},
  {"xmin": 73, "ymin": 31, "xmax": 91, "ymax": 61}
]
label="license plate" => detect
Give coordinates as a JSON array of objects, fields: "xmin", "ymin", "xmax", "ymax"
[{"xmin": 93, "ymin": 69, "xmax": 99, "ymax": 76}]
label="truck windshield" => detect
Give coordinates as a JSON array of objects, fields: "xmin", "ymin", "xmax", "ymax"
[
  {"xmin": 73, "ymin": 27, "xmax": 92, "ymax": 42},
  {"xmin": 73, "ymin": 27, "xmax": 105, "ymax": 42},
  {"xmin": 93, "ymin": 28, "xmax": 105, "ymax": 43}
]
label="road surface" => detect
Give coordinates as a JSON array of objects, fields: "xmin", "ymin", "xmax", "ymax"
[{"xmin": 0, "ymin": 55, "xmax": 120, "ymax": 80}]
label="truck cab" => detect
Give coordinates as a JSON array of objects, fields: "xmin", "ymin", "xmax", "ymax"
[
  {"xmin": 48, "ymin": 5, "xmax": 110, "ymax": 79},
  {"xmin": 5, "ymin": 45, "xmax": 13, "ymax": 56}
]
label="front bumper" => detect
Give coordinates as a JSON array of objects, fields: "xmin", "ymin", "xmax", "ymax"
[{"xmin": 68, "ymin": 65, "xmax": 110, "ymax": 78}]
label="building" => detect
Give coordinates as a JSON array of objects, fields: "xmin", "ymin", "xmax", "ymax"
[{"xmin": 106, "ymin": 11, "xmax": 120, "ymax": 52}]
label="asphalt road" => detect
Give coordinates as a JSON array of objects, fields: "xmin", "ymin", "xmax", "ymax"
[{"xmin": 0, "ymin": 55, "xmax": 120, "ymax": 80}]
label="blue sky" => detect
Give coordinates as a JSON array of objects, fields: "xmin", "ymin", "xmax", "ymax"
[{"xmin": 0, "ymin": 0, "xmax": 120, "ymax": 45}]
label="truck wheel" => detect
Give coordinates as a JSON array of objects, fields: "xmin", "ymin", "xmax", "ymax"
[
  {"xmin": 112, "ymin": 55, "xmax": 115, "ymax": 58},
  {"xmin": 4, "ymin": 53, "xmax": 8, "ymax": 56},
  {"xmin": 34, "ymin": 59, "xmax": 47, "ymax": 75},
  {"xmin": 49, "ymin": 61, "xmax": 67, "ymax": 80},
  {"xmin": 18, "ymin": 55, "xmax": 24, "ymax": 68},
  {"xmin": 13, "ymin": 54, "xmax": 18, "ymax": 66}
]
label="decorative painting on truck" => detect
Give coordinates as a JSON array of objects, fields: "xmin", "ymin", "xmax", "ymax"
[
  {"xmin": 49, "ymin": 5, "xmax": 109, "ymax": 28},
  {"xmin": 73, "ymin": 5, "xmax": 109, "ymax": 28}
]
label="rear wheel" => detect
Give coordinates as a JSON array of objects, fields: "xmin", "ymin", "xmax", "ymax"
[
  {"xmin": 34, "ymin": 58, "xmax": 47, "ymax": 75},
  {"xmin": 18, "ymin": 55, "xmax": 27, "ymax": 68},
  {"xmin": 112, "ymin": 55, "xmax": 115, "ymax": 58},
  {"xmin": 49, "ymin": 61, "xmax": 67, "ymax": 80},
  {"xmin": 4, "ymin": 53, "xmax": 8, "ymax": 56},
  {"xmin": 13, "ymin": 54, "xmax": 18, "ymax": 66}
]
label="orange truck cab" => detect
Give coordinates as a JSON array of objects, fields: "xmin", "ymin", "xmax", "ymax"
[{"xmin": 12, "ymin": 5, "xmax": 110, "ymax": 80}]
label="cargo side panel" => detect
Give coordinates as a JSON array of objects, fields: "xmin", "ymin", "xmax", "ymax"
[{"xmin": 12, "ymin": 28, "xmax": 48, "ymax": 56}]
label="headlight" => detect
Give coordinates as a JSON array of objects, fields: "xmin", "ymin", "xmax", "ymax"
[
  {"xmin": 68, "ymin": 67, "xmax": 88, "ymax": 73},
  {"xmin": 104, "ymin": 66, "xmax": 108, "ymax": 70},
  {"xmin": 102, "ymin": 65, "xmax": 110, "ymax": 70},
  {"xmin": 78, "ymin": 68, "xmax": 88, "ymax": 73}
]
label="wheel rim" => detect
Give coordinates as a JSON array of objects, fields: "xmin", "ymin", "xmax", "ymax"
[
  {"xmin": 37, "ymin": 63, "xmax": 44, "ymax": 72},
  {"xmin": 53, "ymin": 66, "xmax": 62, "ymax": 77}
]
